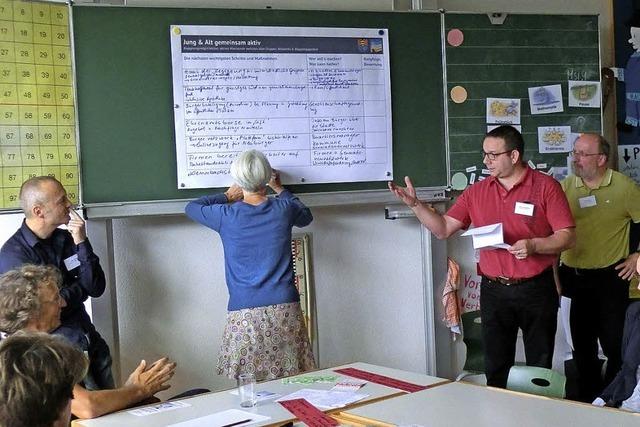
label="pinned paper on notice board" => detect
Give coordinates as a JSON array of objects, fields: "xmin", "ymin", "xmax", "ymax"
[
  {"xmin": 538, "ymin": 126, "xmax": 574, "ymax": 153},
  {"xmin": 486, "ymin": 98, "xmax": 521, "ymax": 124},
  {"xmin": 528, "ymin": 84, "xmax": 563, "ymax": 114},
  {"xmin": 568, "ymin": 81, "xmax": 601, "ymax": 108}
]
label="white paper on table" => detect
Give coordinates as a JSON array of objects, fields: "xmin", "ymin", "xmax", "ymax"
[
  {"xmin": 128, "ymin": 400, "xmax": 191, "ymax": 417},
  {"xmin": 331, "ymin": 377, "xmax": 368, "ymax": 392},
  {"xmin": 166, "ymin": 409, "xmax": 269, "ymax": 427},
  {"xmin": 461, "ymin": 223, "xmax": 510, "ymax": 250},
  {"xmin": 276, "ymin": 388, "xmax": 368, "ymax": 409},
  {"xmin": 229, "ymin": 389, "xmax": 281, "ymax": 402}
]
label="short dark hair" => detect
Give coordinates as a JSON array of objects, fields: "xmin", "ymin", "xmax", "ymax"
[
  {"xmin": 485, "ymin": 125, "xmax": 525, "ymax": 159},
  {"xmin": 0, "ymin": 332, "xmax": 87, "ymax": 427}
]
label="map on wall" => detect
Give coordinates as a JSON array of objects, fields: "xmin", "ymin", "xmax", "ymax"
[
  {"xmin": 0, "ymin": 0, "xmax": 79, "ymax": 209},
  {"xmin": 170, "ymin": 25, "xmax": 393, "ymax": 189}
]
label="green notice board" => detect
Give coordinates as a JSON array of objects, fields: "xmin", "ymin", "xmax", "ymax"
[
  {"xmin": 73, "ymin": 7, "xmax": 445, "ymax": 204},
  {"xmin": 445, "ymin": 14, "xmax": 601, "ymax": 186}
]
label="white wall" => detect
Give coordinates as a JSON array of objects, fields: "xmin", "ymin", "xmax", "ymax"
[
  {"xmin": 106, "ymin": 205, "xmax": 437, "ymax": 396},
  {"xmin": 0, "ymin": 214, "xmax": 25, "ymax": 244}
]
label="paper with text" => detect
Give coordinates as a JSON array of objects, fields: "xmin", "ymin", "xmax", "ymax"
[{"xmin": 170, "ymin": 25, "xmax": 393, "ymax": 189}]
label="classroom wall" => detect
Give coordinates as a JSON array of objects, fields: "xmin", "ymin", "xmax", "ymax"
[
  {"xmin": 49, "ymin": 0, "xmax": 615, "ymax": 395},
  {"xmin": 80, "ymin": 0, "xmax": 614, "ymax": 395},
  {"xmin": 106, "ymin": 205, "xmax": 444, "ymax": 395}
]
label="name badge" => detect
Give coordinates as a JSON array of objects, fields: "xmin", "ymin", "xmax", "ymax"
[
  {"xmin": 578, "ymin": 195, "xmax": 597, "ymax": 208},
  {"xmin": 63, "ymin": 254, "xmax": 80, "ymax": 271},
  {"xmin": 514, "ymin": 202, "xmax": 534, "ymax": 216}
]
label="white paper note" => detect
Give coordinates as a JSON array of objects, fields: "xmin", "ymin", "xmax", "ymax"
[
  {"xmin": 528, "ymin": 84, "xmax": 563, "ymax": 114},
  {"xmin": 277, "ymin": 388, "xmax": 368, "ymax": 409},
  {"xmin": 229, "ymin": 389, "xmax": 281, "ymax": 402},
  {"xmin": 537, "ymin": 126, "xmax": 573, "ymax": 153},
  {"xmin": 461, "ymin": 223, "xmax": 510, "ymax": 250},
  {"xmin": 128, "ymin": 401, "xmax": 191, "ymax": 417},
  {"xmin": 167, "ymin": 409, "xmax": 269, "ymax": 427},
  {"xmin": 332, "ymin": 378, "xmax": 368, "ymax": 392},
  {"xmin": 486, "ymin": 98, "xmax": 521, "ymax": 124},
  {"xmin": 568, "ymin": 80, "xmax": 601, "ymax": 108}
]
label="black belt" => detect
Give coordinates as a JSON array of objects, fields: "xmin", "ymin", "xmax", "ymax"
[
  {"xmin": 484, "ymin": 267, "xmax": 552, "ymax": 286},
  {"xmin": 561, "ymin": 260, "xmax": 623, "ymax": 276}
]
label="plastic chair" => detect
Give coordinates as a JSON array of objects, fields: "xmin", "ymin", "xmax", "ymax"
[
  {"xmin": 506, "ymin": 366, "xmax": 566, "ymax": 398},
  {"xmin": 455, "ymin": 310, "xmax": 485, "ymax": 381}
]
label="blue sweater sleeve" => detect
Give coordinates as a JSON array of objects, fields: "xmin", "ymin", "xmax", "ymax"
[
  {"xmin": 185, "ymin": 193, "xmax": 229, "ymax": 231},
  {"xmin": 278, "ymin": 189, "xmax": 313, "ymax": 227}
]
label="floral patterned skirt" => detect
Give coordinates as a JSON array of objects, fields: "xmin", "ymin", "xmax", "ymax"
[{"xmin": 217, "ymin": 301, "xmax": 316, "ymax": 381}]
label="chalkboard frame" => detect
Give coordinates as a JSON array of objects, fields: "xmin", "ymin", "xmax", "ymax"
[{"xmin": 73, "ymin": 6, "xmax": 447, "ymax": 207}]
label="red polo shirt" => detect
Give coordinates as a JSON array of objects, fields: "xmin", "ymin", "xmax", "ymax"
[{"xmin": 447, "ymin": 166, "xmax": 575, "ymax": 279}]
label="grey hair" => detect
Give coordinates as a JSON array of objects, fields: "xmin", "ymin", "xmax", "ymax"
[
  {"xmin": 230, "ymin": 150, "xmax": 272, "ymax": 192},
  {"xmin": 594, "ymin": 134, "xmax": 611, "ymax": 160},
  {"xmin": 0, "ymin": 265, "xmax": 62, "ymax": 334},
  {"xmin": 19, "ymin": 176, "xmax": 62, "ymax": 218}
]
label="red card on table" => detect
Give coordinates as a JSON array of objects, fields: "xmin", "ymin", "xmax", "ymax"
[
  {"xmin": 334, "ymin": 367, "xmax": 428, "ymax": 393},
  {"xmin": 279, "ymin": 398, "xmax": 338, "ymax": 427}
]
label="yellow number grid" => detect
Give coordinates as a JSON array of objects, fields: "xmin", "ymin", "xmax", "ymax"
[{"xmin": 0, "ymin": 0, "xmax": 78, "ymax": 209}]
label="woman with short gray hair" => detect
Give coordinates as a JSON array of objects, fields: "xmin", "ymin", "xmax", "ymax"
[
  {"xmin": 185, "ymin": 149, "xmax": 315, "ymax": 380},
  {"xmin": 0, "ymin": 264, "xmax": 63, "ymax": 335}
]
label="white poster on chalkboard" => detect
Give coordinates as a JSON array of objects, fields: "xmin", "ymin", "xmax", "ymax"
[{"xmin": 170, "ymin": 25, "xmax": 393, "ymax": 189}]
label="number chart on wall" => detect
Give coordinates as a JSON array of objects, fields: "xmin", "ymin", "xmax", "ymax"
[
  {"xmin": 170, "ymin": 25, "xmax": 393, "ymax": 189},
  {"xmin": 0, "ymin": 0, "xmax": 78, "ymax": 209}
]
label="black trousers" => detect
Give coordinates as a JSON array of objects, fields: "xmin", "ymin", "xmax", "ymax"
[
  {"xmin": 480, "ymin": 269, "xmax": 559, "ymax": 388},
  {"xmin": 600, "ymin": 301, "xmax": 640, "ymax": 406},
  {"xmin": 559, "ymin": 263, "xmax": 629, "ymax": 402}
]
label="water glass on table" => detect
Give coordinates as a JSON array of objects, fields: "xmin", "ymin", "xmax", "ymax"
[{"xmin": 237, "ymin": 373, "xmax": 257, "ymax": 407}]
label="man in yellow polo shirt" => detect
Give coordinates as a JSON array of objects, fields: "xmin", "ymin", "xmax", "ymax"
[{"xmin": 559, "ymin": 133, "xmax": 640, "ymax": 403}]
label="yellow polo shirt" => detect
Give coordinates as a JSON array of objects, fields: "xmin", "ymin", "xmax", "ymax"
[{"xmin": 561, "ymin": 169, "xmax": 640, "ymax": 268}]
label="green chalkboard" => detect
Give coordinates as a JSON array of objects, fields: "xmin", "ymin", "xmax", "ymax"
[
  {"xmin": 73, "ymin": 6, "xmax": 445, "ymax": 205},
  {"xmin": 445, "ymin": 14, "xmax": 601, "ymax": 187}
]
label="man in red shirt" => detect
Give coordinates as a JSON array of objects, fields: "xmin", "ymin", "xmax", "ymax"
[{"xmin": 389, "ymin": 125, "xmax": 575, "ymax": 388}]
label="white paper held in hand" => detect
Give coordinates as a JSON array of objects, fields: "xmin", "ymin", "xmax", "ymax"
[{"xmin": 461, "ymin": 223, "xmax": 510, "ymax": 250}]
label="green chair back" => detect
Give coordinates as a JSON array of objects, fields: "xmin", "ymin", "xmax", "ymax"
[
  {"xmin": 455, "ymin": 310, "xmax": 484, "ymax": 381},
  {"xmin": 461, "ymin": 310, "xmax": 484, "ymax": 373},
  {"xmin": 506, "ymin": 366, "xmax": 566, "ymax": 398}
]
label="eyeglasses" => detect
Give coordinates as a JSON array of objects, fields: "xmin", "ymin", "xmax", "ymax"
[
  {"xmin": 481, "ymin": 150, "xmax": 513, "ymax": 161},
  {"xmin": 571, "ymin": 150, "xmax": 603, "ymax": 158}
]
